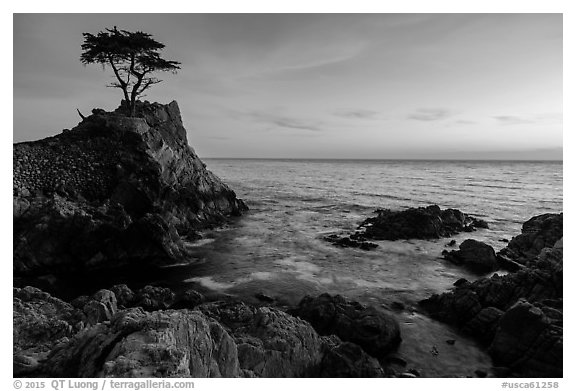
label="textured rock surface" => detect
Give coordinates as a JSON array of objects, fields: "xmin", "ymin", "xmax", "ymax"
[
  {"xmin": 498, "ymin": 214, "xmax": 562, "ymax": 265},
  {"xmin": 14, "ymin": 101, "xmax": 247, "ymax": 276},
  {"xmin": 351, "ymin": 205, "xmax": 488, "ymax": 241},
  {"xmin": 443, "ymin": 239, "xmax": 498, "ymax": 273},
  {"xmin": 14, "ymin": 287, "xmax": 388, "ymax": 378},
  {"xmin": 420, "ymin": 213, "xmax": 563, "ymax": 377},
  {"xmin": 198, "ymin": 301, "xmax": 327, "ymax": 377},
  {"xmin": 44, "ymin": 307, "xmax": 241, "ymax": 378},
  {"xmin": 13, "ymin": 286, "xmax": 84, "ymax": 376},
  {"xmin": 489, "ymin": 300, "xmax": 562, "ymax": 378},
  {"xmin": 318, "ymin": 340, "xmax": 385, "ymax": 377},
  {"xmin": 294, "ymin": 293, "xmax": 401, "ymax": 357}
]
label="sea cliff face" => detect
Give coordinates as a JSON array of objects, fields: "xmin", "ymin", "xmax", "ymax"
[{"xmin": 13, "ymin": 101, "xmax": 247, "ymax": 276}]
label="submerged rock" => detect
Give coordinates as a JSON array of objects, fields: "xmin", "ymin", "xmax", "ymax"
[
  {"xmin": 294, "ymin": 293, "xmax": 401, "ymax": 357},
  {"xmin": 323, "ymin": 234, "xmax": 379, "ymax": 250},
  {"xmin": 14, "ymin": 100, "xmax": 247, "ymax": 276}
]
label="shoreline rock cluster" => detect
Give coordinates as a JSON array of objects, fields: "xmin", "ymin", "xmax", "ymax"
[
  {"xmin": 14, "ymin": 286, "xmax": 402, "ymax": 378},
  {"xmin": 324, "ymin": 205, "xmax": 489, "ymax": 250},
  {"xmin": 420, "ymin": 213, "xmax": 563, "ymax": 377},
  {"xmin": 14, "ymin": 101, "xmax": 247, "ymax": 276}
]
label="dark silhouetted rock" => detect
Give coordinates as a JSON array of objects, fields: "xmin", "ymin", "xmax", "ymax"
[
  {"xmin": 323, "ymin": 234, "xmax": 378, "ymax": 250},
  {"xmin": 254, "ymin": 292, "xmax": 275, "ymax": 303},
  {"xmin": 353, "ymin": 205, "xmax": 489, "ymax": 241},
  {"xmin": 295, "ymin": 293, "xmax": 401, "ymax": 357},
  {"xmin": 420, "ymin": 213, "xmax": 563, "ymax": 377},
  {"xmin": 498, "ymin": 213, "xmax": 562, "ymax": 265},
  {"xmin": 443, "ymin": 239, "xmax": 498, "ymax": 273},
  {"xmin": 489, "ymin": 300, "xmax": 562, "ymax": 378},
  {"xmin": 14, "ymin": 100, "xmax": 247, "ymax": 276}
]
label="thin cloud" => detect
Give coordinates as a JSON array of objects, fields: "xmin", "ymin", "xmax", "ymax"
[
  {"xmin": 493, "ymin": 115, "xmax": 534, "ymax": 125},
  {"xmin": 408, "ymin": 108, "xmax": 452, "ymax": 121},
  {"xmin": 242, "ymin": 110, "xmax": 324, "ymax": 132},
  {"xmin": 206, "ymin": 136, "xmax": 231, "ymax": 140},
  {"xmin": 493, "ymin": 113, "xmax": 562, "ymax": 126},
  {"xmin": 454, "ymin": 119, "xmax": 476, "ymax": 125},
  {"xmin": 333, "ymin": 109, "xmax": 381, "ymax": 120}
]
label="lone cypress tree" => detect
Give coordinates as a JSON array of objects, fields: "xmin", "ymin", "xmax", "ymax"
[{"xmin": 80, "ymin": 27, "xmax": 181, "ymax": 117}]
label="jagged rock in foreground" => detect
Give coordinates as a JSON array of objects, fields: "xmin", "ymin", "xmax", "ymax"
[
  {"xmin": 14, "ymin": 287, "xmax": 388, "ymax": 378},
  {"xmin": 294, "ymin": 293, "xmax": 401, "ymax": 358},
  {"xmin": 337, "ymin": 205, "xmax": 488, "ymax": 243},
  {"xmin": 13, "ymin": 286, "xmax": 84, "ymax": 376},
  {"xmin": 420, "ymin": 213, "xmax": 563, "ymax": 377},
  {"xmin": 46, "ymin": 307, "xmax": 241, "ymax": 377},
  {"xmin": 13, "ymin": 101, "xmax": 247, "ymax": 276},
  {"xmin": 442, "ymin": 239, "xmax": 498, "ymax": 274}
]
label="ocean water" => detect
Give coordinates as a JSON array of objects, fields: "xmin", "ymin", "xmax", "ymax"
[{"xmin": 116, "ymin": 159, "xmax": 566, "ymax": 376}]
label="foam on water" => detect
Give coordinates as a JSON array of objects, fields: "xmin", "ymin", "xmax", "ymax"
[{"xmin": 177, "ymin": 159, "xmax": 562, "ymax": 377}]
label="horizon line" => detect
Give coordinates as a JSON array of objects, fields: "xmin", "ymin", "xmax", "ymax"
[{"xmin": 202, "ymin": 157, "xmax": 563, "ymax": 162}]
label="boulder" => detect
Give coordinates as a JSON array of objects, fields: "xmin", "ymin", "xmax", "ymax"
[
  {"xmin": 318, "ymin": 340, "xmax": 385, "ymax": 377},
  {"xmin": 44, "ymin": 308, "xmax": 241, "ymax": 378},
  {"xmin": 443, "ymin": 239, "xmax": 498, "ymax": 273},
  {"xmin": 294, "ymin": 293, "xmax": 401, "ymax": 357},
  {"xmin": 132, "ymin": 285, "xmax": 176, "ymax": 311},
  {"xmin": 82, "ymin": 289, "xmax": 118, "ymax": 326},
  {"xmin": 198, "ymin": 301, "xmax": 325, "ymax": 377},
  {"xmin": 109, "ymin": 284, "xmax": 135, "ymax": 308},
  {"xmin": 171, "ymin": 289, "xmax": 206, "ymax": 309},
  {"xmin": 489, "ymin": 300, "xmax": 562, "ymax": 378}
]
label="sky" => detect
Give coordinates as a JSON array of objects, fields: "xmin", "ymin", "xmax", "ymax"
[{"xmin": 13, "ymin": 13, "xmax": 563, "ymax": 159}]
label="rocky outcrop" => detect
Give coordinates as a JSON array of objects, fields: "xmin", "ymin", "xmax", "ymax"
[
  {"xmin": 498, "ymin": 214, "xmax": 563, "ymax": 265},
  {"xmin": 14, "ymin": 287, "xmax": 389, "ymax": 378},
  {"xmin": 489, "ymin": 300, "xmax": 562, "ymax": 378},
  {"xmin": 331, "ymin": 205, "xmax": 488, "ymax": 243},
  {"xmin": 420, "ymin": 213, "xmax": 563, "ymax": 377},
  {"xmin": 45, "ymin": 307, "xmax": 241, "ymax": 378},
  {"xmin": 13, "ymin": 286, "xmax": 84, "ymax": 376},
  {"xmin": 294, "ymin": 293, "xmax": 401, "ymax": 358},
  {"xmin": 14, "ymin": 100, "xmax": 247, "ymax": 276},
  {"xmin": 443, "ymin": 239, "xmax": 498, "ymax": 273}
]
